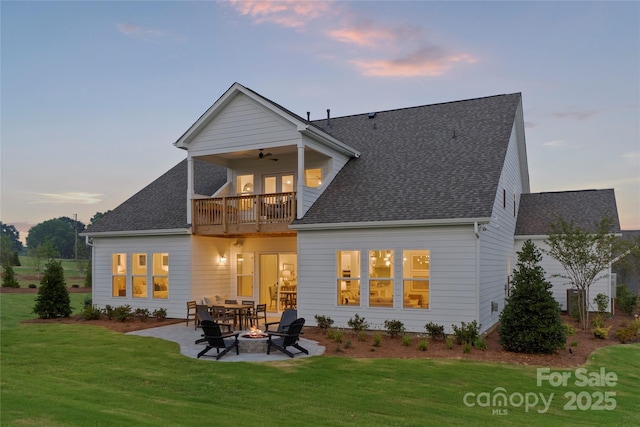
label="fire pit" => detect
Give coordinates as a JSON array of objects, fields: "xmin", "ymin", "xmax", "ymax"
[{"xmin": 238, "ymin": 327, "xmax": 269, "ymax": 353}]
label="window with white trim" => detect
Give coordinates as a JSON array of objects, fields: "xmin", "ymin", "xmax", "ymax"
[{"xmin": 337, "ymin": 250, "xmax": 360, "ymax": 306}]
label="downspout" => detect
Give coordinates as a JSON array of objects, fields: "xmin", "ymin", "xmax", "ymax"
[{"xmin": 474, "ymin": 221, "xmax": 481, "ymax": 325}]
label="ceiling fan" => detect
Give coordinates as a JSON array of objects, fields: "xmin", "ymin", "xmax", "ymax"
[{"xmin": 258, "ymin": 149, "xmax": 278, "ymax": 161}]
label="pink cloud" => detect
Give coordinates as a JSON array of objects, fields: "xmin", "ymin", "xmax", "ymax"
[
  {"xmin": 327, "ymin": 21, "xmax": 420, "ymax": 47},
  {"xmin": 352, "ymin": 46, "xmax": 476, "ymax": 77},
  {"xmin": 228, "ymin": 0, "xmax": 331, "ymax": 28}
]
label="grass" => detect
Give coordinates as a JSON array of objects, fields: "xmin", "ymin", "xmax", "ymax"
[
  {"xmin": 9, "ymin": 255, "xmax": 88, "ymax": 288},
  {"xmin": 2, "ymin": 293, "xmax": 639, "ymax": 426}
]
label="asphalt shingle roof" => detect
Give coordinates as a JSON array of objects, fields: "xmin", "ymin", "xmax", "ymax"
[
  {"xmin": 84, "ymin": 159, "xmax": 226, "ymax": 233},
  {"xmin": 515, "ymin": 189, "xmax": 620, "ymax": 236},
  {"xmin": 295, "ymin": 93, "xmax": 522, "ymax": 224}
]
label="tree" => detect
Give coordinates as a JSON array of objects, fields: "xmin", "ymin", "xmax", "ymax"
[
  {"xmin": 90, "ymin": 211, "xmax": 111, "ymax": 225},
  {"xmin": 0, "ymin": 222, "xmax": 24, "ymax": 254},
  {"xmin": 544, "ymin": 216, "xmax": 622, "ymax": 330},
  {"xmin": 498, "ymin": 240, "xmax": 566, "ymax": 354},
  {"xmin": 1, "ymin": 262, "xmax": 20, "ymax": 288},
  {"xmin": 33, "ymin": 259, "xmax": 71, "ymax": 319},
  {"xmin": 26, "ymin": 217, "xmax": 87, "ymax": 259},
  {"xmin": 84, "ymin": 259, "xmax": 92, "ymax": 288},
  {"xmin": 29, "ymin": 241, "xmax": 59, "ymax": 277}
]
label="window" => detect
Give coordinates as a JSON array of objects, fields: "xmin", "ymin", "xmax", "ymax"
[
  {"xmin": 236, "ymin": 253, "xmax": 254, "ymax": 297},
  {"xmin": 112, "ymin": 253, "xmax": 126, "ymax": 297},
  {"xmin": 152, "ymin": 253, "xmax": 169, "ymax": 299},
  {"xmin": 369, "ymin": 250, "xmax": 394, "ymax": 308},
  {"xmin": 337, "ymin": 251, "xmax": 360, "ymax": 306},
  {"xmin": 304, "ymin": 168, "xmax": 322, "ymax": 188},
  {"xmin": 132, "ymin": 253, "xmax": 147, "ymax": 298},
  {"xmin": 237, "ymin": 175, "xmax": 254, "ymax": 194},
  {"xmin": 402, "ymin": 250, "xmax": 430, "ymax": 309},
  {"xmin": 264, "ymin": 173, "xmax": 294, "ymax": 194}
]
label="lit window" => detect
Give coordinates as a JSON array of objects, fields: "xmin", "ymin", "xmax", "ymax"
[
  {"xmin": 304, "ymin": 168, "xmax": 322, "ymax": 188},
  {"xmin": 112, "ymin": 253, "xmax": 126, "ymax": 297},
  {"xmin": 132, "ymin": 253, "xmax": 147, "ymax": 298},
  {"xmin": 337, "ymin": 251, "xmax": 360, "ymax": 306},
  {"xmin": 236, "ymin": 253, "xmax": 254, "ymax": 297},
  {"xmin": 402, "ymin": 250, "xmax": 430, "ymax": 309},
  {"xmin": 152, "ymin": 253, "xmax": 169, "ymax": 299},
  {"xmin": 369, "ymin": 250, "xmax": 394, "ymax": 307},
  {"xmin": 237, "ymin": 175, "xmax": 254, "ymax": 194}
]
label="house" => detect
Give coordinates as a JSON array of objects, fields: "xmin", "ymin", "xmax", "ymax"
[{"xmin": 82, "ymin": 82, "xmax": 620, "ymax": 333}]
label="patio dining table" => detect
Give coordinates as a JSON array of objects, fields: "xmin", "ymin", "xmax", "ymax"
[{"xmin": 220, "ymin": 303, "xmax": 251, "ymax": 329}]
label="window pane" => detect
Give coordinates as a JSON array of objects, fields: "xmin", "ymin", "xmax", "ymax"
[
  {"xmin": 369, "ymin": 250, "xmax": 394, "ymax": 307},
  {"xmin": 112, "ymin": 254, "xmax": 126, "ymax": 297},
  {"xmin": 236, "ymin": 253, "xmax": 254, "ymax": 297},
  {"xmin": 152, "ymin": 253, "xmax": 168, "ymax": 299},
  {"xmin": 238, "ymin": 175, "xmax": 254, "ymax": 194},
  {"xmin": 132, "ymin": 253, "xmax": 147, "ymax": 298},
  {"xmin": 402, "ymin": 250, "xmax": 430, "ymax": 309},
  {"xmin": 112, "ymin": 276, "xmax": 126, "ymax": 297},
  {"xmin": 337, "ymin": 251, "xmax": 360, "ymax": 306},
  {"xmin": 237, "ymin": 276, "xmax": 253, "ymax": 297},
  {"xmin": 304, "ymin": 168, "xmax": 322, "ymax": 188},
  {"xmin": 132, "ymin": 276, "xmax": 147, "ymax": 298},
  {"xmin": 281, "ymin": 175, "xmax": 294, "ymax": 192},
  {"xmin": 264, "ymin": 176, "xmax": 276, "ymax": 194},
  {"xmin": 112, "ymin": 253, "xmax": 126, "ymax": 274}
]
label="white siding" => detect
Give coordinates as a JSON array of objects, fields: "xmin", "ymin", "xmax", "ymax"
[
  {"xmin": 91, "ymin": 235, "xmax": 192, "ymax": 319},
  {"xmin": 189, "ymin": 94, "xmax": 300, "ymax": 156},
  {"xmin": 297, "ymin": 226, "xmax": 478, "ymax": 333},
  {"xmin": 515, "ymin": 238, "xmax": 613, "ymax": 312},
  {"xmin": 478, "ymin": 120, "xmax": 526, "ymax": 332}
]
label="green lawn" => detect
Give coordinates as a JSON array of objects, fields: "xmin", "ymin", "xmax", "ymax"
[
  {"xmin": 1, "ymin": 293, "xmax": 639, "ymax": 426},
  {"xmin": 10, "ymin": 256, "xmax": 87, "ymax": 288}
]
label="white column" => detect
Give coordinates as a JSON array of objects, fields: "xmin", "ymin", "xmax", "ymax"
[
  {"xmin": 187, "ymin": 155, "xmax": 194, "ymax": 225},
  {"xmin": 297, "ymin": 143, "xmax": 305, "ymax": 219}
]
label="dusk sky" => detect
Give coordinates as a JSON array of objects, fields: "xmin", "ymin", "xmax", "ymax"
[{"xmin": 1, "ymin": 1, "xmax": 638, "ymax": 242}]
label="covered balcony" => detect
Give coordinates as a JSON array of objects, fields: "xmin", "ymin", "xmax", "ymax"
[{"xmin": 192, "ymin": 192, "xmax": 296, "ymax": 236}]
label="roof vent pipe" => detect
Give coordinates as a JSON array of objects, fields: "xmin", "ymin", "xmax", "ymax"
[
  {"xmin": 325, "ymin": 109, "xmax": 332, "ymax": 131},
  {"xmin": 307, "ymin": 111, "xmax": 310, "ymax": 121}
]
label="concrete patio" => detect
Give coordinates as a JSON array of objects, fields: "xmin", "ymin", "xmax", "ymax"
[{"xmin": 126, "ymin": 322, "xmax": 325, "ymax": 362}]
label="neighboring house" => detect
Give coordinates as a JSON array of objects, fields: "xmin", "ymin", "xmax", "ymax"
[
  {"xmin": 515, "ymin": 189, "xmax": 620, "ymax": 312},
  {"xmin": 82, "ymin": 82, "xmax": 620, "ymax": 333}
]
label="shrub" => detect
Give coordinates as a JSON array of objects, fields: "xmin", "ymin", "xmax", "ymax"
[
  {"xmin": 417, "ymin": 338, "xmax": 429, "ymax": 351},
  {"xmin": 445, "ymin": 335, "xmax": 454, "ymax": 350},
  {"xmin": 134, "ymin": 308, "xmax": 151, "ymax": 322},
  {"xmin": 372, "ymin": 333, "xmax": 382, "ymax": 347},
  {"xmin": 424, "ymin": 322, "xmax": 445, "ymax": 340},
  {"xmin": 103, "ymin": 305, "xmax": 114, "ymax": 320},
  {"xmin": 591, "ymin": 313, "xmax": 606, "ymax": 329},
  {"xmin": 498, "ymin": 240, "xmax": 566, "ymax": 354},
  {"xmin": 314, "ymin": 314, "xmax": 334, "ymax": 331},
  {"xmin": 474, "ymin": 337, "xmax": 487, "ymax": 351},
  {"xmin": 357, "ymin": 331, "xmax": 367, "ymax": 342},
  {"xmin": 570, "ymin": 341, "xmax": 578, "ymax": 347},
  {"xmin": 1, "ymin": 263, "xmax": 20, "ymax": 288},
  {"xmin": 563, "ymin": 322, "xmax": 576, "ymax": 336},
  {"xmin": 384, "ymin": 319, "xmax": 405, "ymax": 338},
  {"xmin": 153, "ymin": 308, "xmax": 167, "ymax": 321},
  {"xmin": 83, "ymin": 296, "xmax": 92, "ymax": 308},
  {"xmin": 347, "ymin": 313, "xmax": 369, "ymax": 333},
  {"xmin": 82, "ymin": 305, "xmax": 102, "ymax": 320},
  {"xmin": 401, "ymin": 335, "xmax": 412, "ymax": 346},
  {"xmin": 84, "ymin": 259, "xmax": 92, "ymax": 288},
  {"xmin": 344, "ymin": 339, "xmax": 352, "ymax": 349},
  {"xmin": 594, "ymin": 293, "xmax": 609, "ymax": 313},
  {"xmin": 615, "ymin": 319, "xmax": 640, "ymax": 343},
  {"xmin": 327, "ymin": 328, "xmax": 343, "ymax": 343},
  {"xmin": 28, "ymin": 284, "xmax": 37, "ymax": 289},
  {"xmin": 451, "ymin": 320, "xmax": 480, "ymax": 345},
  {"xmin": 592, "ymin": 326, "xmax": 610, "ymax": 340},
  {"xmin": 113, "ymin": 305, "xmax": 132, "ymax": 322},
  {"xmin": 33, "ymin": 260, "xmax": 71, "ymax": 319},
  {"xmin": 462, "ymin": 343, "xmax": 472, "ymax": 354},
  {"xmin": 616, "ymin": 285, "xmax": 638, "ymax": 315}
]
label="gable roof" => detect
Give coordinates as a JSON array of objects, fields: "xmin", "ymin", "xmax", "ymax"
[
  {"xmin": 84, "ymin": 159, "xmax": 226, "ymax": 234},
  {"xmin": 515, "ymin": 189, "xmax": 620, "ymax": 236},
  {"xmin": 294, "ymin": 93, "xmax": 523, "ymax": 225}
]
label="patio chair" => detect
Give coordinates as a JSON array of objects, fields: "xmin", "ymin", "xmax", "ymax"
[
  {"xmin": 194, "ymin": 304, "xmax": 210, "ymax": 330},
  {"xmin": 249, "ymin": 303, "xmax": 267, "ymax": 329},
  {"xmin": 269, "ymin": 286, "xmax": 277, "ymax": 309},
  {"xmin": 211, "ymin": 305, "xmax": 235, "ymax": 329},
  {"xmin": 196, "ymin": 320, "xmax": 240, "ymax": 360},
  {"xmin": 186, "ymin": 301, "xmax": 197, "ymax": 327},
  {"xmin": 264, "ymin": 308, "xmax": 297, "ymax": 333},
  {"xmin": 267, "ymin": 318, "xmax": 308, "ymax": 358},
  {"xmin": 241, "ymin": 300, "xmax": 255, "ymax": 329}
]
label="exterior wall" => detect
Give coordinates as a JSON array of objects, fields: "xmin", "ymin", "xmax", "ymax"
[
  {"xmin": 478, "ymin": 121, "xmax": 525, "ymax": 332},
  {"xmin": 91, "ymin": 235, "xmax": 192, "ymax": 319},
  {"xmin": 188, "ymin": 94, "xmax": 300, "ymax": 155},
  {"xmin": 190, "ymin": 235, "xmax": 231, "ymax": 304},
  {"xmin": 514, "ymin": 238, "xmax": 613, "ymax": 312},
  {"xmin": 297, "ymin": 226, "xmax": 479, "ymax": 333}
]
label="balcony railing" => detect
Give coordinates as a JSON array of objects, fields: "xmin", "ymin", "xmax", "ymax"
[{"xmin": 192, "ymin": 192, "xmax": 296, "ymax": 235}]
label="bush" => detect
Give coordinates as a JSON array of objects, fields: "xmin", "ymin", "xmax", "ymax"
[
  {"xmin": 134, "ymin": 308, "xmax": 151, "ymax": 322},
  {"xmin": 384, "ymin": 319, "xmax": 405, "ymax": 338},
  {"xmin": 401, "ymin": 336, "xmax": 412, "ymax": 346},
  {"xmin": 84, "ymin": 259, "xmax": 92, "ymax": 288},
  {"xmin": 104, "ymin": 305, "xmax": 114, "ymax": 320},
  {"xmin": 28, "ymin": 284, "xmax": 37, "ymax": 289},
  {"xmin": 424, "ymin": 322, "xmax": 445, "ymax": 340},
  {"xmin": 372, "ymin": 333, "xmax": 382, "ymax": 347},
  {"xmin": 615, "ymin": 319, "xmax": 640, "ymax": 343},
  {"xmin": 83, "ymin": 296, "xmax": 92, "ymax": 308},
  {"xmin": 451, "ymin": 320, "xmax": 480, "ymax": 345},
  {"xmin": 616, "ymin": 285, "xmax": 638, "ymax": 315},
  {"xmin": 498, "ymin": 240, "xmax": 566, "ymax": 354},
  {"xmin": 153, "ymin": 308, "xmax": 167, "ymax": 321},
  {"xmin": 314, "ymin": 314, "xmax": 334, "ymax": 331},
  {"xmin": 462, "ymin": 343, "xmax": 472, "ymax": 354},
  {"xmin": 357, "ymin": 331, "xmax": 367, "ymax": 342},
  {"xmin": 113, "ymin": 305, "xmax": 132, "ymax": 322},
  {"xmin": 33, "ymin": 260, "xmax": 71, "ymax": 319},
  {"xmin": 82, "ymin": 305, "xmax": 102, "ymax": 320},
  {"xmin": 474, "ymin": 337, "xmax": 487, "ymax": 351},
  {"xmin": 417, "ymin": 338, "xmax": 429, "ymax": 351},
  {"xmin": 445, "ymin": 335, "xmax": 454, "ymax": 350},
  {"xmin": 594, "ymin": 293, "xmax": 609, "ymax": 313},
  {"xmin": 327, "ymin": 328, "xmax": 343, "ymax": 343},
  {"xmin": 591, "ymin": 313, "xmax": 606, "ymax": 329},
  {"xmin": 592, "ymin": 326, "xmax": 611, "ymax": 340},
  {"xmin": 563, "ymin": 322, "xmax": 576, "ymax": 336},
  {"xmin": 344, "ymin": 339, "xmax": 352, "ymax": 349},
  {"xmin": 347, "ymin": 313, "xmax": 369, "ymax": 333}
]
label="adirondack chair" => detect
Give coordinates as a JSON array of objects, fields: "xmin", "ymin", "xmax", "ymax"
[
  {"xmin": 196, "ymin": 320, "xmax": 240, "ymax": 360},
  {"xmin": 267, "ymin": 318, "xmax": 308, "ymax": 358},
  {"xmin": 264, "ymin": 308, "xmax": 297, "ymax": 333}
]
